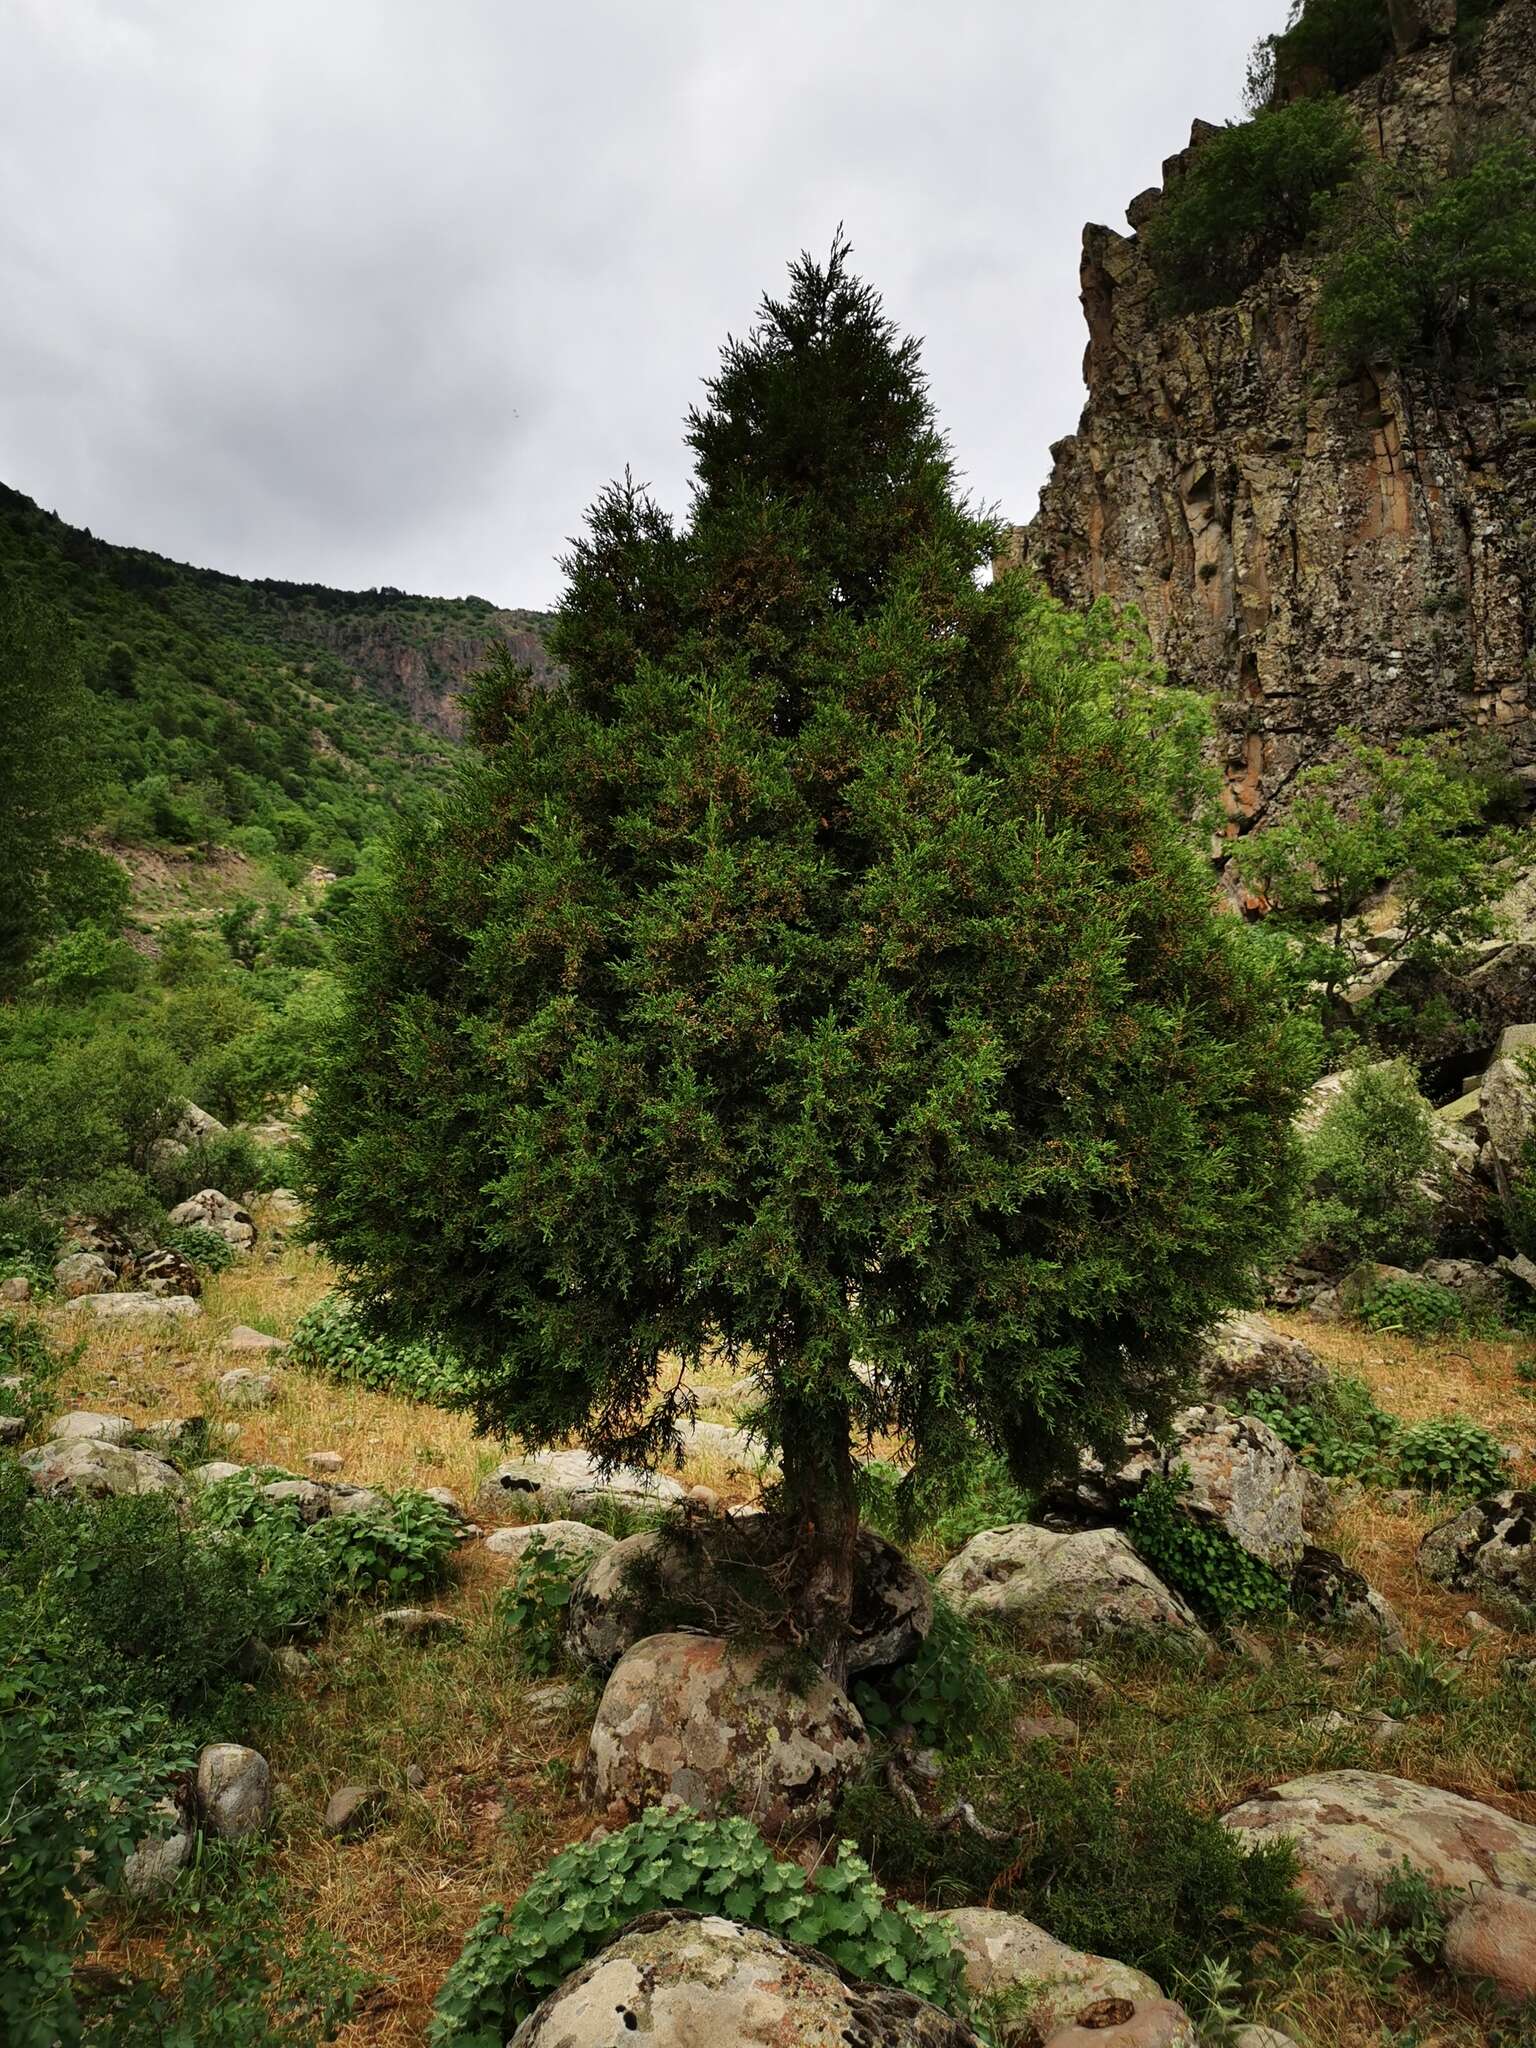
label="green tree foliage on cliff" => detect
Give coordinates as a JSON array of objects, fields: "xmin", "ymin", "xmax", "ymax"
[
  {"xmin": 0, "ymin": 580, "xmax": 127, "ymax": 991},
  {"xmin": 304, "ymin": 240, "xmax": 1313, "ymax": 1673},
  {"xmin": 1144, "ymin": 97, "xmax": 1362, "ymax": 314},
  {"xmin": 1246, "ymin": 0, "xmax": 1394, "ymax": 112},
  {"xmin": 1319, "ymin": 138, "xmax": 1536, "ymax": 369},
  {"xmin": 1231, "ymin": 730, "xmax": 1513, "ymax": 1031}
]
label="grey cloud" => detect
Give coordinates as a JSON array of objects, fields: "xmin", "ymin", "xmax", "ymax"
[{"xmin": 0, "ymin": 0, "xmax": 1279, "ymax": 607}]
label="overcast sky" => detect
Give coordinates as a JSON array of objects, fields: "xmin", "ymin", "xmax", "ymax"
[{"xmin": 2, "ymin": 0, "xmax": 1278, "ymax": 610}]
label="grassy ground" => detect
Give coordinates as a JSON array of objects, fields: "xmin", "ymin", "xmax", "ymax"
[{"xmin": 46, "ymin": 1241, "xmax": 1536, "ymax": 2047}]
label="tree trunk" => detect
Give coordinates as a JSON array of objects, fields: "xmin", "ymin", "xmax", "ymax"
[{"xmin": 778, "ymin": 1387, "xmax": 860, "ymax": 1688}]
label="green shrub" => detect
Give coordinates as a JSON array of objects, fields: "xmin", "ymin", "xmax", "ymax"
[
  {"xmin": 1249, "ymin": 1375, "xmax": 1401, "ymax": 1483},
  {"xmin": 288, "ymin": 1292, "xmax": 468, "ymax": 1405},
  {"xmin": 1301, "ymin": 1063, "xmax": 1443, "ymax": 1271},
  {"xmin": 1248, "ymin": 0, "xmax": 1393, "ymax": 107},
  {"xmin": 310, "ymin": 1489, "xmax": 459, "ymax": 1597},
  {"xmin": 859, "ymin": 1448, "xmax": 1034, "ymax": 1555},
  {"xmin": 429, "ymin": 1808, "xmax": 970, "ymax": 2046},
  {"xmin": 851, "ymin": 1598, "xmax": 1005, "ymax": 1745},
  {"xmin": 1144, "ymin": 97, "xmax": 1362, "ymax": 313},
  {"xmin": 1358, "ymin": 1275, "xmax": 1468, "ymax": 1337},
  {"xmin": 1128, "ymin": 1470, "xmax": 1290, "ymax": 1624},
  {"xmin": 150, "ymin": 1129, "xmax": 269, "ymax": 1209},
  {"xmin": 161, "ymin": 1220, "xmax": 239, "ymax": 1275},
  {"xmin": 0, "ymin": 1312, "xmax": 77, "ymax": 1435},
  {"xmin": 495, "ymin": 1535, "xmax": 580, "ymax": 1676},
  {"xmin": 1320, "ymin": 141, "xmax": 1536, "ymax": 370},
  {"xmin": 1395, "ymin": 1416, "xmax": 1505, "ymax": 1497}
]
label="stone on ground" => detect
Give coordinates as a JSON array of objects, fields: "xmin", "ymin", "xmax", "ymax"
[
  {"xmin": 0, "ymin": 1273, "xmax": 31, "ymax": 1302},
  {"xmin": 66, "ymin": 1290, "xmax": 201, "ymax": 1320},
  {"xmin": 121, "ymin": 1797, "xmax": 194, "ymax": 1899},
  {"xmin": 509, "ymin": 1912, "xmax": 978, "ymax": 2047},
  {"xmin": 565, "ymin": 1516, "xmax": 931, "ymax": 1679},
  {"xmin": 196, "ymin": 1743, "xmax": 271, "ymax": 1839},
  {"xmin": 1420, "ymin": 1490, "xmax": 1536, "ymax": 1609},
  {"xmin": 217, "ymin": 1366, "xmax": 280, "ymax": 1408},
  {"xmin": 0, "ymin": 1416, "xmax": 22, "ymax": 1446},
  {"xmin": 586, "ymin": 1632, "xmax": 867, "ymax": 1833},
  {"xmin": 53, "ymin": 1249, "xmax": 117, "ymax": 1298},
  {"xmin": 192, "ymin": 1459, "xmax": 245, "ymax": 1485},
  {"xmin": 935, "ymin": 1524, "xmax": 1211, "ymax": 1655},
  {"xmin": 306, "ymin": 1450, "xmax": 345, "ymax": 1474},
  {"xmin": 1289, "ymin": 1546, "xmax": 1406, "ymax": 1648},
  {"xmin": 323, "ymin": 1784, "xmax": 389, "ymax": 1839},
  {"xmin": 377, "ymin": 1606, "xmax": 460, "ymax": 1639},
  {"xmin": 21, "ymin": 1437, "xmax": 185, "ymax": 1500},
  {"xmin": 1195, "ymin": 1314, "xmax": 1325, "ymax": 1405},
  {"xmin": 484, "ymin": 1519, "xmax": 617, "ymax": 1571},
  {"xmin": 260, "ymin": 1477, "xmax": 331, "ymax": 1521},
  {"xmin": 945, "ymin": 1906, "xmax": 1193, "ymax": 2046},
  {"xmin": 224, "ymin": 1325, "xmax": 288, "ymax": 1356},
  {"xmin": 139, "ymin": 1248, "xmax": 202, "ymax": 1298},
  {"xmin": 168, "ymin": 1188, "xmax": 257, "ymax": 1251},
  {"xmin": 476, "ymin": 1447, "xmax": 686, "ymax": 1520},
  {"xmin": 1222, "ymin": 1770, "xmax": 1536, "ymax": 1997},
  {"xmin": 48, "ymin": 1410, "xmax": 136, "ymax": 1445}
]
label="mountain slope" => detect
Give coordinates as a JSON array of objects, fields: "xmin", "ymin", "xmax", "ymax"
[{"xmin": 0, "ymin": 482, "xmax": 554, "ymax": 874}]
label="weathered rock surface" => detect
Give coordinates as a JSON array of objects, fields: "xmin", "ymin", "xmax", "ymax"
[
  {"xmin": 139, "ymin": 1248, "xmax": 203, "ymax": 1298},
  {"xmin": 566, "ymin": 1517, "xmax": 931, "ymax": 1678},
  {"xmin": 1046, "ymin": 1407, "xmax": 1308, "ymax": 1570},
  {"xmin": 1194, "ymin": 1314, "xmax": 1326, "ymax": 1405},
  {"xmin": 48, "ymin": 1410, "xmax": 136, "ymax": 1445},
  {"xmin": 21, "ymin": 1437, "xmax": 185, "ymax": 1499},
  {"xmin": 323, "ymin": 1784, "xmax": 388, "ymax": 1839},
  {"xmin": 586, "ymin": 1632, "xmax": 867, "ymax": 1832},
  {"xmin": 53, "ymin": 1249, "xmax": 117, "ymax": 1298},
  {"xmin": 259, "ymin": 1478, "xmax": 332, "ymax": 1523},
  {"xmin": 1289, "ymin": 1545, "xmax": 1406, "ymax": 1648},
  {"xmin": 192, "ymin": 1459, "xmax": 246, "ymax": 1485},
  {"xmin": 935, "ymin": 1524, "xmax": 1211, "ymax": 1654},
  {"xmin": 168, "ymin": 1188, "xmax": 257, "ymax": 1252},
  {"xmin": 1013, "ymin": 2, "xmax": 1536, "ymax": 835},
  {"xmin": 1222, "ymin": 1770, "xmax": 1536, "ymax": 1996},
  {"xmin": 217, "ymin": 1366, "xmax": 280, "ymax": 1409},
  {"xmin": 484, "ymin": 1519, "xmax": 617, "ymax": 1570},
  {"xmin": 66, "ymin": 1290, "xmax": 201, "ymax": 1321},
  {"xmin": 509, "ymin": 1912, "xmax": 979, "ymax": 2047},
  {"xmin": 196, "ymin": 1743, "xmax": 271, "ymax": 1839},
  {"xmin": 477, "ymin": 1448, "xmax": 687, "ymax": 1521},
  {"xmin": 0, "ymin": 1273, "xmax": 30, "ymax": 1302},
  {"xmin": 223, "ymin": 1325, "xmax": 288, "ymax": 1356},
  {"xmin": 1420, "ymin": 1489, "xmax": 1536, "ymax": 1610},
  {"xmin": 121, "ymin": 1798, "xmax": 193, "ymax": 1900},
  {"xmin": 945, "ymin": 1907, "xmax": 1194, "ymax": 2046}
]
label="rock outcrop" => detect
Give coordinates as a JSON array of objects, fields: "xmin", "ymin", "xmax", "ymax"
[
  {"xmin": 934, "ymin": 1524, "xmax": 1212, "ymax": 1654},
  {"xmin": 1013, "ymin": 0, "xmax": 1536, "ymax": 832}
]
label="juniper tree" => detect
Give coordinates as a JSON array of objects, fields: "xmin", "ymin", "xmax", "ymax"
[{"xmin": 304, "ymin": 241, "xmax": 1312, "ymax": 1676}]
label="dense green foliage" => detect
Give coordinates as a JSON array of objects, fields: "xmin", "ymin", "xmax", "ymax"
[
  {"xmin": 1252, "ymin": 1375, "xmax": 1506, "ymax": 1495},
  {"xmin": 1357, "ymin": 1273, "xmax": 1469, "ymax": 1336},
  {"xmin": 1320, "ymin": 140, "xmax": 1536, "ymax": 369},
  {"xmin": 1233, "ymin": 731, "xmax": 1512, "ymax": 1035},
  {"xmin": 1246, "ymin": 0, "xmax": 1393, "ymax": 109},
  {"xmin": 429, "ymin": 1807, "xmax": 971, "ymax": 2046},
  {"xmin": 287, "ymin": 1291, "xmax": 468, "ymax": 1404},
  {"xmin": 1145, "ymin": 97, "xmax": 1362, "ymax": 313},
  {"xmin": 1300, "ymin": 1063, "xmax": 1445, "ymax": 1271},
  {"xmin": 306, "ymin": 241, "xmax": 1311, "ymax": 1660},
  {"xmin": 1129, "ymin": 1470, "xmax": 1291, "ymax": 1623},
  {"xmin": 850, "ymin": 1598, "xmax": 1006, "ymax": 1743},
  {"xmin": 495, "ymin": 1536, "xmax": 580, "ymax": 1676}
]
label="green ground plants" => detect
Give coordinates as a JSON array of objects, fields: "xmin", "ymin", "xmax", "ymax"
[
  {"xmin": 286, "ymin": 1292, "xmax": 469, "ymax": 1405},
  {"xmin": 1251, "ymin": 1375, "xmax": 1506, "ymax": 1497}
]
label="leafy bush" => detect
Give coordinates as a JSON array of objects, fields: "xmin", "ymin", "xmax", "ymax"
[
  {"xmin": 429, "ymin": 1808, "xmax": 970, "ymax": 2046},
  {"xmin": 310, "ymin": 1490, "xmax": 459, "ymax": 1597},
  {"xmin": 858, "ymin": 1448, "xmax": 1034, "ymax": 1555},
  {"xmin": 851, "ymin": 1598, "xmax": 1005, "ymax": 1744},
  {"xmin": 1249, "ymin": 1374, "xmax": 1402, "ymax": 1483},
  {"xmin": 1320, "ymin": 140, "xmax": 1536, "ymax": 371},
  {"xmin": 1358, "ymin": 1275, "xmax": 1467, "ymax": 1337},
  {"xmin": 495, "ymin": 1535, "xmax": 579, "ymax": 1676},
  {"xmin": 1247, "ymin": 0, "xmax": 1393, "ymax": 108},
  {"xmin": 288, "ymin": 1292, "xmax": 468, "ymax": 1405},
  {"xmin": 150, "ymin": 1129, "xmax": 271, "ymax": 1209},
  {"xmin": 161, "ymin": 1220, "xmax": 239, "ymax": 1275},
  {"xmin": 1128, "ymin": 1470, "xmax": 1290, "ymax": 1624},
  {"xmin": 1301, "ymin": 1063, "xmax": 1444, "ymax": 1271},
  {"xmin": 1144, "ymin": 97, "xmax": 1361, "ymax": 313},
  {"xmin": 1395, "ymin": 1416, "xmax": 1506, "ymax": 1498}
]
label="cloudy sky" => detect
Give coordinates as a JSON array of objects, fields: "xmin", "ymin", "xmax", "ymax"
[{"xmin": 2, "ymin": 0, "xmax": 1277, "ymax": 610}]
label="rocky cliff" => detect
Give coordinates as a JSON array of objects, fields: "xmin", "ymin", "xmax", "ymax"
[{"xmin": 1013, "ymin": 0, "xmax": 1536, "ymax": 832}]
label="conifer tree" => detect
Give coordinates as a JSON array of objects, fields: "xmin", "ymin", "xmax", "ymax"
[{"xmin": 305, "ymin": 241, "xmax": 1312, "ymax": 1676}]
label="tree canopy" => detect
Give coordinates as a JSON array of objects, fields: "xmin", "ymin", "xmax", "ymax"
[{"xmin": 304, "ymin": 240, "xmax": 1313, "ymax": 1670}]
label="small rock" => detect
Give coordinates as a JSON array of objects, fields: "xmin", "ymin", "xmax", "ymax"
[
  {"xmin": 306, "ymin": 1451, "xmax": 345, "ymax": 1475},
  {"xmin": 192, "ymin": 1460, "xmax": 246, "ymax": 1485},
  {"xmin": 121, "ymin": 1799, "xmax": 193, "ymax": 1899},
  {"xmin": 0, "ymin": 1274, "xmax": 31, "ymax": 1302},
  {"xmin": 686, "ymin": 1484, "xmax": 722, "ymax": 1511},
  {"xmin": 66, "ymin": 1292, "xmax": 201, "ymax": 1321},
  {"xmin": 217, "ymin": 1367, "xmax": 280, "ymax": 1409},
  {"xmin": 259, "ymin": 1479, "xmax": 332, "ymax": 1523},
  {"xmin": 48, "ymin": 1411, "xmax": 136, "ymax": 1445},
  {"xmin": 483, "ymin": 1519, "xmax": 617, "ymax": 1571},
  {"xmin": 323, "ymin": 1784, "xmax": 388, "ymax": 1839},
  {"xmin": 139, "ymin": 1248, "xmax": 202, "ymax": 1299},
  {"xmin": 223, "ymin": 1325, "xmax": 287, "ymax": 1356},
  {"xmin": 1232, "ymin": 2030, "xmax": 1300, "ymax": 2048},
  {"xmin": 1466, "ymin": 1609, "xmax": 1502, "ymax": 1635},
  {"xmin": 0, "ymin": 1416, "xmax": 23, "ymax": 1446},
  {"xmin": 1012, "ymin": 1712, "xmax": 1077, "ymax": 1744},
  {"xmin": 328, "ymin": 1485, "xmax": 389, "ymax": 1518},
  {"xmin": 377, "ymin": 1607, "xmax": 460, "ymax": 1639},
  {"xmin": 53, "ymin": 1250, "xmax": 118, "ymax": 1298},
  {"xmin": 196, "ymin": 1743, "xmax": 271, "ymax": 1839}
]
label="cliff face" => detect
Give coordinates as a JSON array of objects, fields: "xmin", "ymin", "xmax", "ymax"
[{"xmin": 1016, "ymin": 0, "xmax": 1536, "ymax": 830}]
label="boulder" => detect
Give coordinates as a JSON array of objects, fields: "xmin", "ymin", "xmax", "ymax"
[
  {"xmin": 1289, "ymin": 1546, "xmax": 1406, "ymax": 1649},
  {"xmin": 121, "ymin": 1797, "xmax": 194, "ymax": 1900},
  {"xmin": 934, "ymin": 1525, "xmax": 1211, "ymax": 1655},
  {"xmin": 566, "ymin": 1516, "xmax": 931, "ymax": 1679},
  {"xmin": 1222, "ymin": 1770, "xmax": 1536, "ymax": 1997},
  {"xmin": 1420, "ymin": 1258, "xmax": 1506, "ymax": 1311},
  {"xmin": 484, "ymin": 1519, "xmax": 617, "ymax": 1571},
  {"xmin": 1482, "ymin": 1033, "xmax": 1536, "ymax": 1196},
  {"xmin": 1194, "ymin": 1314, "xmax": 1326, "ymax": 1405},
  {"xmin": 509, "ymin": 1912, "xmax": 978, "ymax": 2048},
  {"xmin": 20, "ymin": 1438, "xmax": 185, "ymax": 1500},
  {"xmin": 1420, "ymin": 1490, "xmax": 1536, "ymax": 1610},
  {"xmin": 48, "ymin": 1411, "xmax": 136, "ymax": 1445},
  {"xmin": 1046, "ymin": 1408, "xmax": 1307, "ymax": 1571},
  {"xmin": 476, "ymin": 1447, "xmax": 687, "ymax": 1521},
  {"xmin": 192, "ymin": 1459, "xmax": 245, "ymax": 1485},
  {"xmin": 217, "ymin": 1367, "xmax": 280, "ymax": 1409},
  {"xmin": 66, "ymin": 1290, "xmax": 201, "ymax": 1321},
  {"xmin": 53, "ymin": 1250, "xmax": 117, "ymax": 1298},
  {"xmin": 196, "ymin": 1743, "xmax": 271, "ymax": 1839},
  {"xmin": 138, "ymin": 1248, "xmax": 202, "ymax": 1299},
  {"xmin": 306, "ymin": 1451, "xmax": 345, "ymax": 1475},
  {"xmin": 322, "ymin": 1784, "xmax": 389, "ymax": 1839},
  {"xmin": 259, "ymin": 1478, "xmax": 331, "ymax": 1523},
  {"xmin": 223, "ymin": 1325, "xmax": 287, "ymax": 1356},
  {"xmin": 944, "ymin": 1907, "xmax": 1193, "ymax": 2046},
  {"xmin": 168, "ymin": 1189, "xmax": 257, "ymax": 1253},
  {"xmin": 586, "ymin": 1633, "xmax": 868, "ymax": 1833}
]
